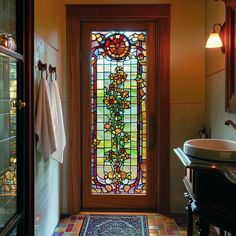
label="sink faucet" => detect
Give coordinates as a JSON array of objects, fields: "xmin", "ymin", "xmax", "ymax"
[{"xmin": 225, "ymin": 120, "xmax": 236, "ymax": 130}]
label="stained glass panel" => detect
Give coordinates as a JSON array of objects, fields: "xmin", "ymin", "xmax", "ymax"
[{"xmin": 91, "ymin": 31, "xmax": 147, "ymax": 195}]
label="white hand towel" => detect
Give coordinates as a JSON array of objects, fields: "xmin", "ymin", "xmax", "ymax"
[
  {"xmin": 35, "ymin": 77, "xmax": 57, "ymax": 159},
  {"xmin": 50, "ymin": 78, "xmax": 66, "ymax": 163}
]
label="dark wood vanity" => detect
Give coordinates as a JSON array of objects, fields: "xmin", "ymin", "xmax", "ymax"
[{"xmin": 174, "ymin": 148, "xmax": 236, "ymax": 236}]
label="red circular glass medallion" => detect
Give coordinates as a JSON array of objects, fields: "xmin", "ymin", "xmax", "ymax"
[{"xmin": 104, "ymin": 34, "xmax": 130, "ymax": 60}]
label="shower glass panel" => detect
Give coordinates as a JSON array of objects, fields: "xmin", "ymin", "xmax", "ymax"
[{"xmin": 0, "ymin": 54, "xmax": 17, "ymax": 228}]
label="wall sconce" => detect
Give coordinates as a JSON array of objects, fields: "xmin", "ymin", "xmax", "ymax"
[{"xmin": 205, "ymin": 23, "xmax": 225, "ymax": 52}]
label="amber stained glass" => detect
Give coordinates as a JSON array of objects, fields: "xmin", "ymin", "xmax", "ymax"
[{"xmin": 91, "ymin": 31, "xmax": 147, "ymax": 195}]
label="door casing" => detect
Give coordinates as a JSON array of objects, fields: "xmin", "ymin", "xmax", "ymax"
[{"xmin": 67, "ymin": 4, "xmax": 170, "ymax": 213}]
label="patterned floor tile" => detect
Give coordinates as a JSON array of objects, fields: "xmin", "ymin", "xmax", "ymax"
[{"xmin": 53, "ymin": 212, "xmax": 217, "ymax": 235}]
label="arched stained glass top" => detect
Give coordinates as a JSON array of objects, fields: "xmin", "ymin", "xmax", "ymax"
[{"xmin": 91, "ymin": 31, "xmax": 147, "ymax": 195}]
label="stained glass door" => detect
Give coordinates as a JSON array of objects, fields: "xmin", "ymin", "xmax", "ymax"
[{"xmin": 82, "ymin": 21, "xmax": 157, "ymax": 209}]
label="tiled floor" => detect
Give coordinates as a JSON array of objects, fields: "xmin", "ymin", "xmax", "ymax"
[{"xmin": 53, "ymin": 213, "xmax": 189, "ymax": 236}]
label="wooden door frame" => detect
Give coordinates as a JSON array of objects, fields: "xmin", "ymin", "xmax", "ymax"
[
  {"xmin": 67, "ymin": 4, "xmax": 170, "ymax": 213},
  {"xmin": 23, "ymin": 0, "xmax": 34, "ymax": 234},
  {"xmin": 82, "ymin": 21, "xmax": 158, "ymax": 210}
]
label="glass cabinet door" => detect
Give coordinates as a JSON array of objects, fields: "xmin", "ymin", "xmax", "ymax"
[
  {"xmin": 0, "ymin": 0, "xmax": 30, "ymax": 235},
  {"xmin": 0, "ymin": 0, "xmax": 33, "ymax": 234},
  {"xmin": 0, "ymin": 0, "xmax": 23, "ymax": 234},
  {"xmin": 0, "ymin": 55, "xmax": 17, "ymax": 229}
]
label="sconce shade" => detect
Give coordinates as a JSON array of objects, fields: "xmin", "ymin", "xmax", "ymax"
[
  {"xmin": 205, "ymin": 23, "xmax": 225, "ymax": 50},
  {"xmin": 205, "ymin": 32, "xmax": 223, "ymax": 48}
]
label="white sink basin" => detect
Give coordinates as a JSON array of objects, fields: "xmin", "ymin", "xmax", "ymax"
[{"xmin": 183, "ymin": 139, "xmax": 236, "ymax": 162}]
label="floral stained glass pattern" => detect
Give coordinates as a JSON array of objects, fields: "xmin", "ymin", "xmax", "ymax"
[{"xmin": 91, "ymin": 31, "xmax": 147, "ymax": 195}]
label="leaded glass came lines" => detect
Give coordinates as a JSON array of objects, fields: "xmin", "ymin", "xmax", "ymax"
[{"xmin": 91, "ymin": 31, "xmax": 147, "ymax": 195}]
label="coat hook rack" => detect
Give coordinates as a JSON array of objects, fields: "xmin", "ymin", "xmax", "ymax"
[{"xmin": 49, "ymin": 64, "xmax": 56, "ymax": 74}]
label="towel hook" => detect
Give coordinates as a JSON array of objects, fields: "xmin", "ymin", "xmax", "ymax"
[
  {"xmin": 37, "ymin": 60, "xmax": 48, "ymax": 79},
  {"xmin": 49, "ymin": 64, "xmax": 57, "ymax": 80}
]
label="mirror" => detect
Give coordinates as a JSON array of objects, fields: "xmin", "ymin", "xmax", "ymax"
[{"xmin": 225, "ymin": 1, "xmax": 236, "ymax": 111}]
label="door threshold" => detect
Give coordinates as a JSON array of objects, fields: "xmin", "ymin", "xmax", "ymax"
[{"xmin": 79, "ymin": 211, "xmax": 158, "ymax": 215}]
